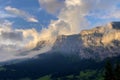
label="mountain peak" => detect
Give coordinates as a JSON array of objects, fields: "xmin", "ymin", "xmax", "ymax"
[{"xmin": 107, "ymin": 22, "xmax": 120, "ymax": 29}]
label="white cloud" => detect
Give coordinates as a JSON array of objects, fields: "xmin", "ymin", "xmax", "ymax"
[
  {"xmin": 27, "ymin": 17, "xmax": 39, "ymax": 23},
  {"xmin": 5, "ymin": 6, "xmax": 39, "ymax": 22},
  {"xmin": 38, "ymin": 0, "xmax": 91, "ymax": 38},
  {"xmin": 0, "ymin": 11, "xmax": 16, "ymax": 18}
]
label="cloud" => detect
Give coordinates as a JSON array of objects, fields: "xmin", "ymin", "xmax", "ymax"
[
  {"xmin": 39, "ymin": 0, "xmax": 65, "ymax": 15},
  {"xmin": 27, "ymin": 17, "xmax": 39, "ymax": 23},
  {"xmin": 1, "ymin": 31, "xmax": 23, "ymax": 41},
  {"xmin": 38, "ymin": 0, "xmax": 92, "ymax": 38},
  {"xmin": 0, "ymin": 20, "xmax": 44, "ymax": 62},
  {"xmin": 5, "ymin": 6, "xmax": 39, "ymax": 22},
  {"xmin": 38, "ymin": 0, "xmax": 120, "ymax": 37},
  {"xmin": 0, "ymin": 11, "xmax": 16, "ymax": 18},
  {"xmin": 98, "ymin": 7, "xmax": 120, "ymax": 19},
  {"xmin": 0, "ymin": 21, "xmax": 23, "ymax": 47}
]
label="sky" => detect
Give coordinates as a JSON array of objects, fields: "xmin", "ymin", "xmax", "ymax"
[
  {"xmin": 0, "ymin": 0, "xmax": 57, "ymax": 30},
  {"xmin": 1, "ymin": 0, "xmax": 120, "ymax": 30},
  {"xmin": 0, "ymin": 0, "xmax": 120, "ymax": 62}
]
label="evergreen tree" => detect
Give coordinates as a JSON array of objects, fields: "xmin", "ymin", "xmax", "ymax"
[
  {"xmin": 104, "ymin": 60, "xmax": 115, "ymax": 80},
  {"xmin": 114, "ymin": 62, "xmax": 120, "ymax": 80}
]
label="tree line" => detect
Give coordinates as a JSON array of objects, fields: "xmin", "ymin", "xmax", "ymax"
[{"xmin": 104, "ymin": 60, "xmax": 120, "ymax": 80}]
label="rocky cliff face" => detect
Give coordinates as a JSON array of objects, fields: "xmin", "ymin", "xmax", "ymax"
[
  {"xmin": 50, "ymin": 22, "xmax": 120, "ymax": 60},
  {"xmin": 33, "ymin": 22, "xmax": 120, "ymax": 60}
]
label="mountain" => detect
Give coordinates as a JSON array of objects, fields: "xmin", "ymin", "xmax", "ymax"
[
  {"xmin": 33, "ymin": 22, "xmax": 120, "ymax": 60},
  {"xmin": 1, "ymin": 22, "xmax": 120, "ymax": 80},
  {"xmin": 2, "ymin": 22, "xmax": 120, "ymax": 64}
]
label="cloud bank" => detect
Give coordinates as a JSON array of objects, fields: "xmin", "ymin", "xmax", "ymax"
[{"xmin": 0, "ymin": 20, "xmax": 54, "ymax": 62}]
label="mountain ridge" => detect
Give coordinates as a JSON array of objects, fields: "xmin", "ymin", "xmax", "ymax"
[{"xmin": 32, "ymin": 22, "xmax": 120, "ymax": 60}]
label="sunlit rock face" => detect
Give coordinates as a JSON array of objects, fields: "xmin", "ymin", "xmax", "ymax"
[
  {"xmin": 80, "ymin": 22, "xmax": 120, "ymax": 47},
  {"xmin": 49, "ymin": 22, "xmax": 120, "ymax": 60},
  {"xmin": 101, "ymin": 22, "xmax": 120, "ymax": 46}
]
